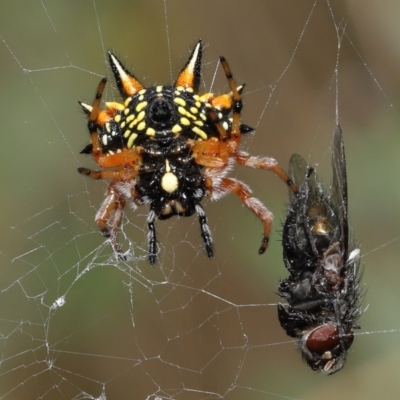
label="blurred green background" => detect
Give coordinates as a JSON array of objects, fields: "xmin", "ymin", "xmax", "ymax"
[{"xmin": 1, "ymin": 1, "xmax": 400, "ymax": 399}]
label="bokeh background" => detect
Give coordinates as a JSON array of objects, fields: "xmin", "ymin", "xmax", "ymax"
[{"xmin": 1, "ymin": 1, "xmax": 400, "ymax": 399}]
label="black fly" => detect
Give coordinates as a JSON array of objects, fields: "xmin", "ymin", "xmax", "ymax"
[{"xmin": 278, "ymin": 126, "xmax": 362, "ymax": 375}]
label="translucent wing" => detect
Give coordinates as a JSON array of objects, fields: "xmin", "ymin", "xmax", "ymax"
[
  {"xmin": 331, "ymin": 125, "xmax": 349, "ymax": 259},
  {"xmin": 289, "ymin": 154, "xmax": 308, "ymax": 187},
  {"xmin": 288, "ymin": 153, "xmax": 318, "ymax": 199}
]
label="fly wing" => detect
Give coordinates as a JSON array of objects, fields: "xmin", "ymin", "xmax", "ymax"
[
  {"xmin": 289, "ymin": 154, "xmax": 308, "ymax": 186},
  {"xmin": 289, "ymin": 153, "xmax": 318, "ymax": 199},
  {"xmin": 289, "ymin": 154, "xmax": 309, "ymax": 201},
  {"xmin": 331, "ymin": 125, "xmax": 349, "ymax": 260}
]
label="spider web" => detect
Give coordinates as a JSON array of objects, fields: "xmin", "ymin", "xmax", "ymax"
[{"xmin": 1, "ymin": 1, "xmax": 400, "ymax": 399}]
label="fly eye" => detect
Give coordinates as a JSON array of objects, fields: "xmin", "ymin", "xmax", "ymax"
[{"xmin": 305, "ymin": 324, "xmax": 340, "ymax": 355}]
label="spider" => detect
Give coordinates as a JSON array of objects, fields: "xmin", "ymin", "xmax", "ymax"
[{"xmin": 78, "ymin": 40, "xmax": 296, "ymax": 265}]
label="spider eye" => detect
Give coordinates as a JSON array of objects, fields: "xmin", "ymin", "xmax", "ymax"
[{"xmin": 147, "ymin": 97, "xmax": 177, "ymax": 128}]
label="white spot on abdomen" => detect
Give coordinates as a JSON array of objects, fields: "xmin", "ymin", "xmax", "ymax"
[{"xmin": 161, "ymin": 160, "xmax": 179, "ymax": 193}]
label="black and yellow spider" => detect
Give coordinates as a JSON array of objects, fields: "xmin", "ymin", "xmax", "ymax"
[{"xmin": 78, "ymin": 40, "xmax": 295, "ymax": 265}]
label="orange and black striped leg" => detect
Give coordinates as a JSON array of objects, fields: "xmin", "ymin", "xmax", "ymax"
[
  {"xmin": 88, "ymin": 78, "xmax": 107, "ymax": 162},
  {"xmin": 210, "ymin": 177, "xmax": 273, "ymax": 254},
  {"xmin": 235, "ymin": 152, "xmax": 298, "ymax": 194},
  {"xmin": 219, "ymin": 56, "xmax": 242, "ymax": 140}
]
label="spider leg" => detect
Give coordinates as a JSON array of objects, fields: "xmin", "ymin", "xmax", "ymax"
[
  {"xmin": 195, "ymin": 204, "xmax": 214, "ymax": 258},
  {"xmin": 147, "ymin": 210, "xmax": 158, "ymax": 266},
  {"xmin": 78, "ymin": 162, "xmax": 140, "ymax": 180},
  {"xmin": 87, "ymin": 78, "xmax": 107, "ymax": 162},
  {"xmin": 207, "ymin": 177, "xmax": 273, "ymax": 254},
  {"xmin": 219, "ymin": 56, "xmax": 242, "ymax": 140},
  {"xmin": 236, "ymin": 152, "xmax": 298, "ymax": 194},
  {"xmin": 218, "ymin": 57, "xmax": 298, "ymax": 193},
  {"xmin": 95, "ymin": 190, "xmax": 119, "ymax": 236},
  {"xmin": 78, "ymin": 167, "xmax": 126, "ymax": 180},
  {"xmin": 107, "ymin": 197, "xmax": 126, "ymax": 240},
  {"xmin": 94, "ymin": 182, "xmax": 127, "ymax": 259}
]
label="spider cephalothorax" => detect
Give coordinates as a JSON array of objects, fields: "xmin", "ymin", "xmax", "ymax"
[{"xmin": 78, "ymin": 40, "xmax": 295, "ymax": 265}]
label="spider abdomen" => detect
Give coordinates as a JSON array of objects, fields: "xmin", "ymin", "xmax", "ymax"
[{"xmin": 135, "ymin": 139, "xmax": 206, "ymax": 220}]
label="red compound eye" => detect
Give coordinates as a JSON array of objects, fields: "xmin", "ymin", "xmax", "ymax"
[{"xmin": 306, "ymin": 324, "xmax": 340, "ymax": 354}]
